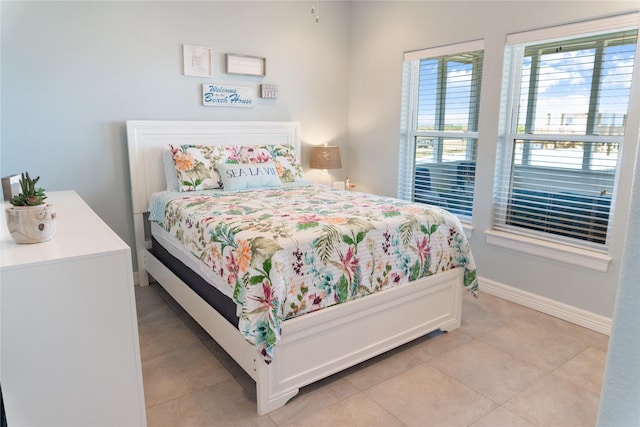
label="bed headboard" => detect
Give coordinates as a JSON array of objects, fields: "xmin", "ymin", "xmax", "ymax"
[
  {"xmin": 126, "ymin": 120, "xmax": 301, "ymax": 215},
  {"xmin": 125, "ymin": 120, "xmax": 301, "ymax": 284}
]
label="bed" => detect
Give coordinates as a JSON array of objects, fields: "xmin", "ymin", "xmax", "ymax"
[{"xmin": 126, "ymin": 120, "xmax": 477, "ymax": 415}]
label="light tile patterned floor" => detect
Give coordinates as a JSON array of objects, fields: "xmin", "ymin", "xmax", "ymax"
[{"xmin": 135, "ymin": 284, "xmax": 608, "ymax": 427}]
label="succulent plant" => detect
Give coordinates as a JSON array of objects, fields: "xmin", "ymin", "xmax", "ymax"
[{"xmin": 9, "ymin": 172, "xmax": 47, "ymax": 206}]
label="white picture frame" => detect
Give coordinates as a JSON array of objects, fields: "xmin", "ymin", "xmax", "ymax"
[
  {"xmin": 225, "ymin": 53, "xmax": 266, "ymax": 76},
  {"xmin": 183, "ymin": 44, "xmax": 213, "ymax": 77}
]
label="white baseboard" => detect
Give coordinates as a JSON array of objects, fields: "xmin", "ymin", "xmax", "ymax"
[{"xmin": 478, "ymin": 276, "xmax": 612, "ymax": 336}]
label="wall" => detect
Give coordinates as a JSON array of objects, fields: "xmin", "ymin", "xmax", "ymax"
[
  {"xmin": 347, "ymin": 1, "xmax": 640, "ymax": 318},
  {"xmin": 597, "ymin": 134, "xmax": 640, "ymax": 426},
  {"xmin": 2, "ymin": 1, "xmax": 639, "ymax": 322},
  {"xmin": 1, "ymin": 1, "xmax": 350, "ymax": 269}
]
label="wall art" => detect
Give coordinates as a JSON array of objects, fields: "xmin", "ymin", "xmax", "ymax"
[
  {"xmin": 202, "ymin": 84, "xmax": 254, "ymax": 108},
  {"xmin": 183, "ymin": 44, "xmax": 213, "ymax": 77},
  {"xmin": 225, "ymin": 53, "xmax": 266, "ymax": 76}
]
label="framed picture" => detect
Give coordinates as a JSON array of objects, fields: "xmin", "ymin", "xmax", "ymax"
[
  {"xmin": 225, "ymin": 53, "xmax": 266, "ymax": 76},
  {"xmin": 183, "ymin": 44, "xmax": 213, "ymax": 77}
]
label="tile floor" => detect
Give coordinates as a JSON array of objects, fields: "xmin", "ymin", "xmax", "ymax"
[{"xmin": 135, "ymin": 284, "xmax": 609, "ymax": 427}]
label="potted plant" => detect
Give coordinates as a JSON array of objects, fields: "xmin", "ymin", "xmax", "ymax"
[{"xmin": 5, "ymin": 172, "xmax": 56, "ymax": 244}]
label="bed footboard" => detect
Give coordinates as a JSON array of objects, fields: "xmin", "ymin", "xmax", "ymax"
[{"xmin": 255, "ymin": 268, "xmax": 462, "ymax": 414}]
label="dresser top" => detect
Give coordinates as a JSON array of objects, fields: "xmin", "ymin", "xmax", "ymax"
[{"xmin": 1, "ymin": 191, "xmax": 129, "ymax": 269}]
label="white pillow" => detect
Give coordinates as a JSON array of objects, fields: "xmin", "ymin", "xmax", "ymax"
[
  {"xmin": 163, "ymin": 150, "xmax": 180, "ymax": 191},
  {"xmin": 217, "ymin": 162, "xmax": 282, "ymax": 191}
]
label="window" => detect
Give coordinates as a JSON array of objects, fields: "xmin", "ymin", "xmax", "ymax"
[
  {"xmin": 494, "ymin": 15, "xmax": 638, "ymax": 250},
  {"xmin": 399, "ymin": 40, "xmax": 484, "ymax": 219}
]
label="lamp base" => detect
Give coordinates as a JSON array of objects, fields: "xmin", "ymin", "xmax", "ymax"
[{"xmin": 318, "ymin": 169, "xmax": 332, "ymax": 187}]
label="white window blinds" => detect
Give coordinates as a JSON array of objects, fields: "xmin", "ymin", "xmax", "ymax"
[
  {"xmin": 399, "ymin": 40, "xmax": 484, "ymax": 218},
  {"xmin": 494, "ymin": 15, "xmax": 638, "ymax": 249}
]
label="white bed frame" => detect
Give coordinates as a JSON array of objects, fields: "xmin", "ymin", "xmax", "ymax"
[{"xmin": 126, "ymin": 120, "xmax": 463, "ymax": 415}]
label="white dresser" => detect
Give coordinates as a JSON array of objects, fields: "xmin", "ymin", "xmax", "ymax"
[{"xmin": 0, "ymin": 191, "xmax": 146, "ymax": 426}]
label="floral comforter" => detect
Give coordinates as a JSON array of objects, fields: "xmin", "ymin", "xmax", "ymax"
[{"xmin": 149, "ymin": 185, "xmax": 477, "ymax": 362}]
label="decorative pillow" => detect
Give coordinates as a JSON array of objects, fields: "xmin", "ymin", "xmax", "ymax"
[
  {"xmin": 170, "ymin": 143, "xmax": 302, "ymax": 191},
  {"xmin": 259, "ymin": 144, "xmax": 303, "ymax": 183},
  {"xmin": 273, "ymin": 155, "xmax": 302, "ymax": 183},
  {"xmin": 224, "ymin": 145, "xmax": 272, "ymax": 164},
  {"xmin": 170, "ymin": 144, "xmax": 227, "ymax": 191},
  {"xmin": 217, "ymin": 162, "xmax": 282, "ymax": 191},
  {"xmin": 221, "ymin": 144, "xmax": 303, "ymax": 183}
]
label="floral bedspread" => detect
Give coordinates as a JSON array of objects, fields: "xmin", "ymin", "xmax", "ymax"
[{"xmin": 150, "ymin": 185, "xmax": 478, "ymax": 362}]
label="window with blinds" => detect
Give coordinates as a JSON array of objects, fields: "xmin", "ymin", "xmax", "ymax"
[
  {"xmin": 494, "ymin": 17, "xmax": 638, "ymax": 249},
  {"xmin": 399, "ymin": 40, "xmax": 484, "ymax": 219}
]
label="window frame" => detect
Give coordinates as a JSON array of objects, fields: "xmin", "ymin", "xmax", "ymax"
[
  {"xmin": 515, "ymin": 32, "xmax": 630, "ymax": 172},
  {"xmin": 399, "ymin": 39, "xmax": 484, "ymax": 222},
  {"xmin": 490, "ymin": 13, "xmax": 639, "ymax": 270}
]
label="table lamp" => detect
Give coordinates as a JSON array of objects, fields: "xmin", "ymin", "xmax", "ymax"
[{"xmin": 310, "ymin": 145, "xmax": 342, "ymax": 186}]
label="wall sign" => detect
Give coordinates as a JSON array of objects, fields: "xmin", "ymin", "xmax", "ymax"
[{"xmin": 202, "ymin": 84, "xmax": 254, "ymax": 108}]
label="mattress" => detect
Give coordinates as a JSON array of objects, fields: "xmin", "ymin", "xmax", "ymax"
[
  {"xmin": 151, "ymin": 223, "xmax": 239, "ymax": 327},
  {"xmin": 148, "ymin": 185, "xmax": 477, "ymax": 361}
]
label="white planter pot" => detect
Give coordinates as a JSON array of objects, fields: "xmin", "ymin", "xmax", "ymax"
[{"xmin": 5, "ymin": 204, "xmax": 57, "ymax": 244}]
